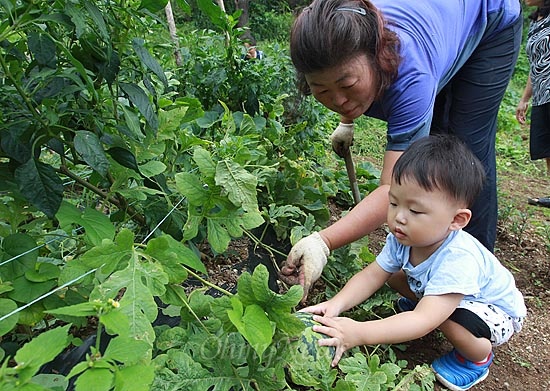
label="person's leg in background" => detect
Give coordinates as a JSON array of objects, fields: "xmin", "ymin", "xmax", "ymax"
[{"xmin": 431, "ymin": 17, "xmax": 522, "ymax": 252}]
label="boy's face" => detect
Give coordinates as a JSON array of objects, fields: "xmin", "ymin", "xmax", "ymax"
[{"xmin": 387, "ymin": 177, "xmax": 463, "ymax": 250}]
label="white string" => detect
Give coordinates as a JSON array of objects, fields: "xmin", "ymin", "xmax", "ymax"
[
  {"xmin": 0, "ymin": 195, "xmax": 186, "ymax": 322},
  {"xmin": 0, "ymin": 233, "xmax": 72, "ymax": 267},
  {"xmin": 141, "ymin": 196, "xmax": 185, "ymax": 244},
  {"xmin": 0, "ymin": 266, "xmax": 100, "ymax": 322}
]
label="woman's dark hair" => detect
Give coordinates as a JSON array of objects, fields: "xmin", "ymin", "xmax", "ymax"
[
  {"xmin": 392, "ymin": 135, "xmax": 486, "ymax": 208},
  {"xmin": 529, "ymin": 0, "xmax": 550, "ymax": 21},
  {"xmin": 290, "ymin": 0, "xmax": 400, "ymax": 99}
]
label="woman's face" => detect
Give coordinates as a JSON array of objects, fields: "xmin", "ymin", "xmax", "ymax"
[{"xmin": 304, "ymin": 54, "xmax": 378, "ymax": 121}]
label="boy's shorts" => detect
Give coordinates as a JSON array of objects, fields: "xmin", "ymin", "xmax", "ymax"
[{"xmin": 450, "ymin": 300, "xmax": 524, "ymax": 346}]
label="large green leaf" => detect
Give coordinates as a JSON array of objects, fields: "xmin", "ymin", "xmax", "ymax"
[
  {"xmin": 103, "ymin": 336, "xmax": 151, "ymax": 365},
  {"xmin": 74, "ymin": 368, "xmax": 114, "ymax": 391},
  {"xmin": 120, "ymin": 82, "xmax": 158, "ymax": 133},
  {"xmin": 74, "ymin": 131, "xmax": 109, "ymax": 177},
  {"xmin": 0, "ymin": 298, "xmax": 19, "ymax": 336},
  {"xmin": 174, "ymin": 172, "xmax": 209, "ymax": 203},
  {"xmin": 132, "ymin": 38, "xmax": 167, "ymax": 87},
  {"xmin": 27, "ymin": 31, "xmax": 56, "ymax": 68},
  {"xmin": 227, "ymin": 299, "xmax": 273, "ymax": 360},
  {"xmin": 196, "ymin": 0, "xmax": 228, "ymax": 31},
  {"xmin": 14, "ymin": 324, "xmax": 72, "ymax": 384},
  {"xmin": 113, "ymin": 364, "xmax": 155, "ymax": 391},
  {"xmin": 215, "ymin": 160, "xmax": 258, "ymax": 213},
  {"xmin": 139, "ymin": 0, "xmax": 168, "ymax": 13},
  {"xmin": 56, "ymin": 201, "xmax": 116, "ymax": 246},
  {"xmin": 8, "ymin": 276, "xmax": 56, "ymax": 304},
  {"xmin": 145, "ymin": 234, "xmax": 206, "ymax": 274},
  {"xmin": 91, "ymin": 251, "xmax": 168, "ymax": 344},
  {"xmin": 14, "ymin": 159, "xmax": 63, "ymax": 219},
  {"xmin": 0, "ymin": 233, "xmax": 38, "ymax": 280}
]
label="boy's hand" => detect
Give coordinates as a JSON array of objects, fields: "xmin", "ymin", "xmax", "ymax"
[
  {"xmin": 300, "ymin": 298, "xmax": 342, "ymax": 318},
  {"xmin": 312, "ymin": 315, "xmax": 364, "ymax": 367}
]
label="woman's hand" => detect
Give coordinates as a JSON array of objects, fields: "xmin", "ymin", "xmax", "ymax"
[
  {"xmin": 516, "ymin": 99, "xmax": 529, "ymax": 125},
  {"xmin": 279, "ymin": 232, "xmax": 330, "ymax": 303},
  {"xmin": 330, "ymin": 122, "xmax": 355, "ymax": 157}
]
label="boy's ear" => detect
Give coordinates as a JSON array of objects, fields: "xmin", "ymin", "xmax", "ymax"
[{"xmin": 450, "ymin": 208, "xmax": 472, "ymax": 231}]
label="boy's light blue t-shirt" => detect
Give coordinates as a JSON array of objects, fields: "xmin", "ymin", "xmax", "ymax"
[
  {"xmin": 366, "ymin": 0, "xmax": 521, "ymax": 150},
  {"xmin": 376, "ymin": 230, "xmax": 527, "ymax": 318}
]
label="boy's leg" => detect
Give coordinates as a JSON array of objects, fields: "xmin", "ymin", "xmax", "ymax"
[{"xmin": 432, "ymin": 301, "xmax": 523, "ymax": 390}]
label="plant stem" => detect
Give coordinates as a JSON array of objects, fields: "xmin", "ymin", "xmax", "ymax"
[
  {"xmin": 58, "ymin": 164, "xmax": 146, "ymax": 226},
  {"xmin": 184, "ymin": 267, "xmax": 234, "ymax": 297}
]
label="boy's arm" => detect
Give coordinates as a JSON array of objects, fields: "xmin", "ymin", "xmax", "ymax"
[
  {"xmin": 302, "ymin": 261, "xmax": 391, "ymax": 317},
  {"xmin": 314, "ymin": 293, "xmax": 463, "ymax": 365}
]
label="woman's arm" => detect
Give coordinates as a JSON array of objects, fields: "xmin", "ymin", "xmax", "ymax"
[
  {"xmin": 319, "ymin": 150, "xmax": 402, "ymax": 250},
  {"xmin": 516, "ymin": 76, "xmax": 533, "ymax": 125}
]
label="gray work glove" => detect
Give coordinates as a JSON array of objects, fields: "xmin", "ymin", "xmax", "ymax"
[
  {"xmin": 330, "ymin": 122, "xmax": 354, "ymax": 157},
  {"xmin": 279, "ymin": 232, "xmax": 330, "ymax": 303}
]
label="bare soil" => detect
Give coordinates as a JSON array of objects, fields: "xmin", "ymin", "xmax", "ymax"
[{"xmin": 205, "ymin": 166, "xmax": 550, "ymax": 390}]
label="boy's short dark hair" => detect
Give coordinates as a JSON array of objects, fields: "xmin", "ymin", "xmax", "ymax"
[{"xmin": 392, "ymin": 135, "xmax": 486, "ymax": 207}]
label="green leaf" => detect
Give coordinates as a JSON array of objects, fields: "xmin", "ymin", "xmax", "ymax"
[
  {"xmin": 103, "ymin": 336, "xmax": 151, "ymax": 365},
  {"xmin": 193, "ymin": 147, "xmax": 216, "ymax": 179},
  {"xmin": 215, "ymin": 160, "xmax": 258, "ymax": 212},
  {"xmin": 139, "ymin": 0, "xmax": 168, "ymax": 13},
  {"xmin": 91, "ymin": 252, "xmax": 165, "ymax": 344},
  {"xmin": 8, "ymin": 276, "xmax": 56, "ymax": 304},
  {"xmin": 14, "ymin": 159, "xmax": 63, "ymax": 219},
  {"xmin": 27, "ymin": 31, "xmax": 56, "ymax": 68},
  {"xmin": 100, "ymin": 307, "xmax": 130, "ymax": 336},
  {"xmin": 74, "ymin": 131, "xmax": 109, "ymax": 177},
  {"xmin": 175, "ymin": 0, "xmax": 191, "ymax": 14},
  {"xmin": 64, "ymin": 2, "xmax": 87, "ymax": 38},
  {"xmin": 45, "ymin": 301, "xmax": 99, "ymax": 317},
  {"xmin": 120, "ymin": 82, "xmax": 158, "ymax": 132},
  {"xmin": 83, "ymin": 1, "xmax": 110, "ymax": 43},
  {"xmin": 107, "ymin": 146, "xmax": 141, "ymax": 173},
  {"xmin": 175, "ymin": 172, "xmax": 209, "ymax": 204},
  {"xmin": 339, "ymin": 353, "xmax": 401, "ymax": 391},
  {"xmin": 227, "ymin": 299, "xmax": 273, "ymax": 360},
  {"xmin": 30, "ymin": 374, "xmax": 69, "ymax": 391},
  {"xmin": 24, "ymin": 262, "xmax": 60, "ymax": 283},
  {"xmin": 196, "ymin": 0, "xmax": 227, "ymax": 31},
  {"xmin": 236, "ymin": 265, "xmax": 303, "ymax": 334},
  {"xmin": 145, "ymin": 234, "xmax": 206, "ymax": 274},
  {"xmin": 0, "ymin": 298, "xmax": 19, "ymax": 336},
  {"xmin": 132, "ymin": 38, "xmax": 168, "ymax": 87},
  {"xmin": 55, "ymin": 201, "xmax": 116, "ymax": 246},
  {"xmin": 14, "ymin": 324, "xmax": 72, "ymax": 384},
  {"xmin": 0, "ymin": 232, "xmax": 38, "ymax": 279},
  {"xmin": 74, "ymin": 368, "xmax": 113, "ymax": 391},
  {"xmin": 114, "ymin": 364, "xmax": 155, "ymax": 391},
  {"xmin": 138, "ymin": 160, "xmax": 166, "ymax": 178}
]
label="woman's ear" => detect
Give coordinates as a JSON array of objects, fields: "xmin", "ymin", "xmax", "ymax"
[{"xmin": 450, "ymin": 208, "xmax": 472, "ymax": 231}]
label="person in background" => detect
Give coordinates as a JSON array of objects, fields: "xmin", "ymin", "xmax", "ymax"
[
  {"xmin": 515, "ymin": 0, "xmax": 550, "ymax": 208},
  {"xmin": 243, "ymin": 36, "xmax": 264, "ymax": 60},
  {"xmin": 301, "ymin": 135, "xmax": 526, "ymax": 391},
  {"xmin": 279, "ymin": 0, "xmax": 523, "ymax": 301}
]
